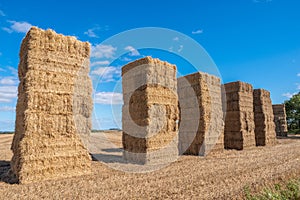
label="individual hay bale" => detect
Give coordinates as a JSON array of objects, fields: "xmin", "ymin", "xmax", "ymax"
[
  {"xmin": 253, "ymin": 89, "xmax": 276, "ymax": 146},
  {"xmin": 10, "ymin": 27, "xmax": 92, "ymax": 184},
  {"xmin": 272, "ymin": 104, "xmax": 288, "ymax": 137},
  {"xmin": 122, "ymin": 56, "xmax": 179, "ymax": 164},
  {"xmin": 223, "ymin": 81, "xmax": 256, "ymax": 150},
  {"xmin": 177, "ymin": 72, "xmax": 224, "ymax": 156}
]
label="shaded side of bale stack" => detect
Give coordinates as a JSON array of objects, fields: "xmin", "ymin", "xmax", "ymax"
[
  {"xmin": 253, "ymin": 89, "xmax": 276, "ymax": 146},
  {"xmin": 11, "ymin": 27, "xmax": 92, "ymax": 184},
  {"xmin": 178, "ymin": 72, "xmax": 224, "ymax": 156},
  {"xmin": 122, "ymin": 57, "xmax": 179, "ymax": 164},
  {"xmin": 224, "ymin": 81, "xmax": 256, "ymax": 150},
  {"xmin": 272, "ymin": 104, "xmax": 288, "ymax": 137}
]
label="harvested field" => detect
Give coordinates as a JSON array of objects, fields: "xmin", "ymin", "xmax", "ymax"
[{"xmin": 1, "ymin": 132, "xmax": 300, "ymax": 199}]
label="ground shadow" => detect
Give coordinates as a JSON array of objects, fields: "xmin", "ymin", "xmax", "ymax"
[
  {"xmin": 101, "ymin": 148, "xmax": 123, "ymax": 153},
  {"xmin": 0, "ymin": 160, "xmax": 17, "ymax": 184},
  {"xmin": 277, "ymin": 135, "xmax": 300, "ymax": 140},
  {"xmin": 91, "ymin": 153, "xmax": 127, "ymax": 164}
]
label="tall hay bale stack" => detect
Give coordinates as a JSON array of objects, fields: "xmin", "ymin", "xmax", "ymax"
[
  {"xmin": 253, "ymin": 89, "xmax": 276, "ymax": 146},
  {"xmin": 122, "ymin": 57, "xmax": 179, "ymax": 164},
  {"xmin": 177, "ymin": 72, "xmax": 224, "ymax": 156},
  {"xmin": 11, "ymin": 27, "xmax": 92, "ymax": 184},
  {"xmin": 224, "ymin": 81, "xmax": 256, "ymax": 150},
  {"xmin": 272, "ymin": 104, "xmax": 288, "ymax": 137}
]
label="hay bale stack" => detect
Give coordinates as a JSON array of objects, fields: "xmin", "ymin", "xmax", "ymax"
[
  {"xmin": 224, "ymin": 81, "xmax": 256, "ymax": 150},
  {"xmin": 177, "ymin": 72, "xmax": 224, "ymax": 156},
  {"xmin": 122, "ymin": 57, "xmax": 179, "ymax": 164},
  {"xmin": 272, "ymin": 104, "xmax": 288, "ymax": 137},
  {"xmin": 253, "ymin": 89, "xmax": 276, "ymax": 146},
  {"xmin": 11, "ymin": 27, "xmax": 92, "ymax": 184}
]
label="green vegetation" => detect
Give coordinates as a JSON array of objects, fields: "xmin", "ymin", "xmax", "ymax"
[
  {"xmin": 285, "ymin": 92, "xmax": 300, "ymax": 134},
  {"xmin": 244, "ymin": 179, "xmax": 300, "ymax": 200}
]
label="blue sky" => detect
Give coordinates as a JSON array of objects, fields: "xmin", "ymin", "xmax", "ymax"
[{"xmin": 0, "ymin": 0, "xmax": 299, "ymax": 130}]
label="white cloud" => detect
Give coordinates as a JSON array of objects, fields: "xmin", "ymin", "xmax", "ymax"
[
  {"xmin": 0, "ymin": 106, "xmax": 15, "ymax": 112},
  {"xmin": 84, "ymin": 28, "xmax": 99, "ymax": 38},
  {"xmin": 297, "ymin": 83, "xmax": 300, "ymax": 90},
  {"xmin": 94, "ymin": 92, "xmax": 123, "ymax": 105},
  {"xmin": 120, "ymin": 57, "xmax": 132, "ymax": 62},
  {"xmin": 192, "ymin": 29, "xmax": 203, "ymax": 34},
  {"xmin": 173, "ymin": 37, "xmax": 179, "ymax": 41},
  {"xmin": 124, "ymin": 46, "xmax": 140, "ymax": 56},
  {"xmin": 8, "ymin": 66, "xmax": 18, "ymax": 76},
  {"xmin": 2, "ymin": 27, "xmax": 12, "ymax": 33},
  {"xmin": 3, "ymin": 20, "xmax": 32, "ymax": 33},
  {"xmin": 0, "ymin": 86, "xmax": 17, "ymax": 102},
  {"xmin": 0, "ymin": 10, "xmax": 5, "ymax": 16},
  {"xmin": 91, "ymin": 66, "xmax": 121, "ymax": 82},
  {"xmin": 282, "ymin": 92, "xmax": 297, "ymax": 99},
  {"xmin": 0, "ymin": 77, "xmax": 17, "ymax": 85},
  {"xmin": 91, "ymin": 44, "xmax": 117, "ymax": 59},
  {"xmin": 178, "ymin": 45, "xmax": 184, "ymax": 52},
  {"xmin": 90, "ymin": 60, "xmax": 110, "ymax": 67},
  {"xmin": 297, "ymin": 73, "xmax": 300, "ymax": 77}
]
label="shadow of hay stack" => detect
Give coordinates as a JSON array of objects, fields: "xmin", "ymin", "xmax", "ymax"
[{"xmin": 0, "ymin": 161, "xmax": 17, "ymax": 184}]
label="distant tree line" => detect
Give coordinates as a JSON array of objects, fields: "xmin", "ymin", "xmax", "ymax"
[
  {"xmin": 0, "ymin": 131, "xmax": 14, "ymax": 134},
  {"xmin": 285, "ymin": 92, "xmax": 300, "ymax": 134}
]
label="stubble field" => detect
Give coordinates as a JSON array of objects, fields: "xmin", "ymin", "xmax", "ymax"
[{"xmin": 1, "ymin": 132, "xmax": 300, "ymax": 199}]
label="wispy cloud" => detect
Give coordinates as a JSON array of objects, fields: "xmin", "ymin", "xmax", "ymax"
[
  {"xmin": 0, "ymin": 106, "xmax": 15, "ymax": 112},
  {"xmin": 120, "ymin": 57, "xmax": 132, "ymax": 62},
  {"xmin": 124, "ymin": 46, "xmax": 140, "ymax": 56},
  {"xmin": 192, "ymin": 29, "xmax": 203, "ymax": 34},
  {"xmin": 84, "ymin": 28, "xmax": 99, "ymax": 38},
  {"xmin": 3, "ymin": 20, "xmax": 32, "ymax": 33},
  {"xmin": 91, "ymin": 66, "xmax": 121, "ymax": 82},
  {"xmin": 91, "ymin": 44, "xmax": 117, "ymax": 59},
  {"xmin": 84, "ymin": 25, "xmax": 109, "ymax": 38},
  {"xmin": 0, "ymin": 77, "xmax": 17, "ymax": 85},
  {"xmin": 8, "ymin": 66, "xmax": 17, "ymax": 76},
  {"xmin": 0, "ymin": 10, "xmax": 5, "ymax": 17},
  {"xmin": 253, "ymin": 0, "xmax": 272, "ymax": 3},
  {"xmin": 94, "ymin": 92, "xmax": 123, "ymax": 105},
  {"xmin": 282, "ymin": 92, "xmax": 297, "ymax": 99},
  {"xmin": 0, "ymin": 86, "xmax": 17, "ymax": 102},
  {"xmin": 297, "ymin": 73, "xmax": 300, "ymax": 77},
  {"xmin": 178, "ymin": 45, "xmax": 184, "ymax": 52},
  {"xmin": 90, "ymin": 60, "xmax": 110, "ymax": 67},
  {"xmin": 173, "ymin": 37, "xmax": 179, "ymax": 41}
]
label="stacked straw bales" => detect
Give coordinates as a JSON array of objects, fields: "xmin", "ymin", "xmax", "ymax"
[
  {"xmin": 11, "ymin": 27, "xmax": 92, "ymax": 184},
  {"xmin": 122, "ymin": 57, "xmax": 179, "ymax": 164},
  {"xmin": 253, "ymin": 89, "xmax": 276, "ymax": 146},
  {"xmin": 272, "ymin": 104, "xmax": 288, "ymax": 137},
  {"xmin": 178, "ymin": 72, "xmax": 224, "ymax": 156},
  {"xmin": 224, "ymin": 81, "xmax": 256, "ymax": 150}
]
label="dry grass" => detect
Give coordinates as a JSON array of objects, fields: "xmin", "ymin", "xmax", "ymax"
[{"xmin": 1, "ymin": 132, "xmax": 300, "ymax": 199}]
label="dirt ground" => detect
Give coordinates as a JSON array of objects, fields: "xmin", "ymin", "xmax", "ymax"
[{"xmin": 0, "ymin": 132, "xmax": 300, "ymax": 200}]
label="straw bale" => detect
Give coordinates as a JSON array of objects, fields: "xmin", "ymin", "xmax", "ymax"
[
  {"xmin": 122, "ymin": 57, "xmax": 179, "ymax": 164},
  {"xmin": 224, "ymin": 81, "xmax": 256, "ymax": 150},
  {"xmin": 253, "ymin": 89, "xmax": 276, "ymax": 146},
  {"xmin": 177, "ymin": 72, "xmax": 224, "ymax": 156},
  {"xmin": 10, "ymin": 27, "xmax": 92, "ymax": 184},
  {"xmin": 272, "ymin": 104, "xmax": 288, "ymax": 137}
]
